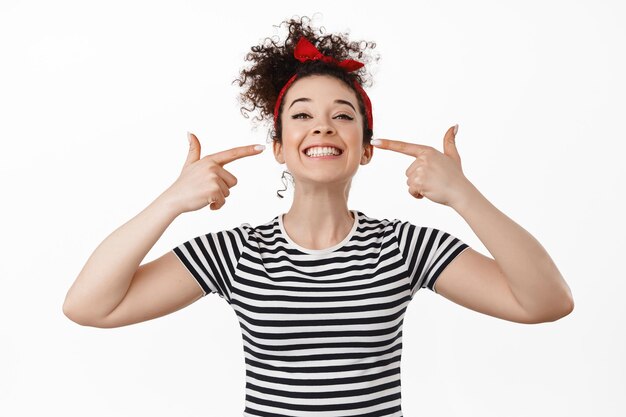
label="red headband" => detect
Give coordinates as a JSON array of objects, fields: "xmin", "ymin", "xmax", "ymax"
[{"xmin": 272, "ymin": 36, "xmax": 373, "ymax": 131}]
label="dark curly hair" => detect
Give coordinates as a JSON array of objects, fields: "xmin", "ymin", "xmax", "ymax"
[{"xmin": 233, "ymin": 15, "xmax": 380, "ymax": 146}]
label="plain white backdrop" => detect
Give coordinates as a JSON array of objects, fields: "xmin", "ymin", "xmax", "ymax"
[{"xmin": 1, "ymin": 0, "xmax": 624, "ymax": 416}]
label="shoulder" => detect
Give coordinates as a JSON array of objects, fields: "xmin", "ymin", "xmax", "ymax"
[
  {"xmin": 357, "ymin": 210, "xmax": 399, "ymax": 232},
  {"xmin": 236, "ymin": 215, "xmax": 282, "ymax": 249}
]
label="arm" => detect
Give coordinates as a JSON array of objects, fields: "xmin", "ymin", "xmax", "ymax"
[
  {"xmin": 370, "ymin": 125, "xmax": 573, "ymax": 323},
  {"xmin": 63, "ymin": 134, "xmax": 265, "ymax": 327},
  {"xmin": 442, "ymin": 181, "xmax": 574, "ymax": 323},
  {"xmin": 62, "ymin": 190, "xmax": 191, "ymax": 325}
]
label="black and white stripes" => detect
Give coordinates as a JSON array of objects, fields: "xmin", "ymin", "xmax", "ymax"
[{"xmin": 172, "ymin": 209, "xmax": 469, "ymax": 417}]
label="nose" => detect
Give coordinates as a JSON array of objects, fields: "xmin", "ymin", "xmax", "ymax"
[
  {"xmin": 314, "ymin": 127, "xmax": 334, "ymax": 135},
  {"xmin": 312, "ymin": 118, "xmax": 335, "ymax": 135}
]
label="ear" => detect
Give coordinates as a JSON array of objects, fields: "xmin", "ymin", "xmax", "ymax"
[
  {"xmin": 360, "ymin": 142, "xmax": 374, "ymax": 165},
  {"xmin": 273, "ymin": 139, "xmax": 285, "ymax": 164}
]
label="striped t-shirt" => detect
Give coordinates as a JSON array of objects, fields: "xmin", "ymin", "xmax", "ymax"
[{"xmin": 172, "ymin": 209, "xmax": 470, "ymax": 417}]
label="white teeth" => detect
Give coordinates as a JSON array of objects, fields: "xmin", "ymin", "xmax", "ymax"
[{"xmin": 305, "ymin": 146, "xmax": 342, "ymax": 157}]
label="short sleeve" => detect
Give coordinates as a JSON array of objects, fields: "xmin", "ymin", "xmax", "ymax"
[
  {"xmin": 393, "ymin": 220, "xmax": 470, "ymax": 297},
  {"xmin": 171, "ymin": 224, "xmax": 249, "ymax": 304}
]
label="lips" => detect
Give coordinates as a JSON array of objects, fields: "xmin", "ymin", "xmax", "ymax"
[
  {"xmin": 304, "ymin": 153, "xmax": 342, "ymax": 160},
  {"xmin": 302, "ymin": 146, "xmax": 344, "ymax": 155}
]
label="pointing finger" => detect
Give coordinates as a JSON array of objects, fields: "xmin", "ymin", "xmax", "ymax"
[
  {"xmin": 207, "ymin": 144, "xmax": 266, "ymax": 166},
  {"xmin": 371, "ymin": 138, "xmax": 430, "ymax": 157}
]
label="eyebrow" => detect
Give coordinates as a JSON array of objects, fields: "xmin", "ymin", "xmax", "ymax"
[{"xmin": 288, "ymin": 98, "xmax": 356, "ymax": 112}]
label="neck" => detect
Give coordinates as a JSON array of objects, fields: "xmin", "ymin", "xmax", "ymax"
[{"xmin": 282, "ymin": 183, "xmax": 355, "ymax": 250}]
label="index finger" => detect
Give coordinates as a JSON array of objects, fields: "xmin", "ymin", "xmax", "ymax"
[
  {"xmin": 207, "ymin": 144, "xmax": 265, "ymax": 166},
  {"xmin": 371, "ymin": 138, "xmax": 429, "ymax": 157}
]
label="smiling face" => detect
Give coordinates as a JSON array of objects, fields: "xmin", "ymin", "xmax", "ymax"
[{"xmin": 273, "ymin": 74, "xmax": 374, "ymax": 189}]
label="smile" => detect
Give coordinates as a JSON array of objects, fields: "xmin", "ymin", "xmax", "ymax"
[
  {"xmin": 303, "ymin": 152, "xmax": 343, "ymax": 160},
  {"xmin": 303, "ymin": 146, "xmax": 343, "ymax": 159}
]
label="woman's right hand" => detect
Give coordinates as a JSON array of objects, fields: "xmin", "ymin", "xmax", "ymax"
[{"xmin": 164, "ymin": 132, "xmax": 266, "ymax": 214}]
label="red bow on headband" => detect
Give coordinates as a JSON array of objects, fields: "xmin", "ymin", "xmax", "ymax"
[
  {"xmin": 294, "ymin": 36, "xmax": 365, "ymax": 71},
  {"xmin": 273, "ymin": 36, "xmax": 373, "ymax": 131}
]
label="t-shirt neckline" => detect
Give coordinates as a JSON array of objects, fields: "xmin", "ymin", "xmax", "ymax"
[{"xmin": 278, "ymin": 209, "xmax": 359, "ymax": 255}]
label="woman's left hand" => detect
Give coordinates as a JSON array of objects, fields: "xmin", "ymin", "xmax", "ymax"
[{"xmin": 371, "ymin": 124, "xmax": 474, "ymax": 208}]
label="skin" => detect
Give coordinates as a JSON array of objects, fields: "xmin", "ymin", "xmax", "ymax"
[
  {"xmin": 372, "ymin": 127, "xmax": 574, "ymax": 323},
  {"xmin": 273, "ymin": 74, "xmax": 373, "ymax": 249},
  {"xmin": 64, "ymin": 74, "xmax": 573, "ymax": 329},
  {"xmin": 273, "ymin": 74, "xmax": 574, "ymax": 323}
]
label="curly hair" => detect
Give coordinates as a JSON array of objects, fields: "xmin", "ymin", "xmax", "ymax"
[{"xmin": 232, "ymin": 15, "xmax": 380, "ymax": 145}]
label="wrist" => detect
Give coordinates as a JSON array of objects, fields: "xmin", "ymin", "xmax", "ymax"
[
  {"xmin": 450, "ymin": 179, "xmax": 482, "ymax": 214},
  {"xmin": 154, "ymin": 188, "xmax": 185, "ymax": 219}
]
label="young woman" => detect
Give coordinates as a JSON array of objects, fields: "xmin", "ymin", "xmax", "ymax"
[{"xmin": 63, "ymin": 16, "xmax": 574, "ymax": 417}]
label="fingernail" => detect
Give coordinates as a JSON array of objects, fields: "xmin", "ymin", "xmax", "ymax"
[
  {"xmin": 371, "ymin": 139, "xmax": 381, "ymax": 145},
  {"xmin": 254, "ymin": 144, "xmax": 266, "ymax": 151},
  {"xmin": 187, "ymin": 131, "xmax": 192, "ymax": 144},
  {"xmin": 453, "ymin": 124, "xmax": 459, "ymax": 136}
]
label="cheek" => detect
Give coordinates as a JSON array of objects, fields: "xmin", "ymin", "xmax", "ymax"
[
  {"xmin": 279, "ymin": 133, "xmax": 303, "ymax": 158},
  {"xmin": 341, "ymin": 120, "xmax": 363, "ymax": 137},
  {"xmin": 282, "ymin": 125, "xmax": 310, "ymax": 150},
  {"xmin": 284, "ymin": 121, "xmax": 309, "ymax": 135}
]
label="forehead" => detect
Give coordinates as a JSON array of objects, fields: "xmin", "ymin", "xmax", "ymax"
[{"xmin": 284, "ymin": 75, "xmax": 358, "ymax": 105}]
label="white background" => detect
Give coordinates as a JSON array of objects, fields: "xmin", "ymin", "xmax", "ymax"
[{"xmin": 1, "ymin": 1, "xmax": 624, "ymax": 416}]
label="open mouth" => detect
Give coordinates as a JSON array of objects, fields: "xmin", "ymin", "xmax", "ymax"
[{"xmin": 302, "ymin": 147, "xmax": 344, "ymax": 158}]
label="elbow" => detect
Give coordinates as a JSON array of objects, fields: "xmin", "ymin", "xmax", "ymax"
[
  {"xmin": 62, "ymin": 302, "xmax": 88, "ymax": 326},
  {"xmin": 523, "ymin": 296, "xmax": 574, "ymax": 324},
  {"xmin": 62, "ymin": 294, "xmax": 85, "ymax": 325},
  {"xmin": 63, "ymin": 291, "xmax": 85, "ymax": 325},
  {"xmin": 556, "ymin": 277, "xmax": 575, "ymax": 320},
  {"xmin": 62, "ymin": 297, "xmax": 79, "ymax": 323},
  {"xmin": 546, "ymin": 303, "xmax": 574, "ymax": 323},
  {"xmin": 560, "ymin": 296, "xmax": 575, "ymax": 319},
  {"xmin": 62, "ymin": 287, "xmax": 109, "ymax": 328},
  {"xmin": 555, "ymin": 287, "xmax": 575, "ymax": 320},
  {"xmin": 62, "ymin": 301, "xmax": 105, "ymax": 328},
  {"xmin": 538, "ymin": 297, "xmax": 575, "ymax": 324},
  {"xmin": 539, "ymin": 281, "xmax": 575, "ymax": 323}
]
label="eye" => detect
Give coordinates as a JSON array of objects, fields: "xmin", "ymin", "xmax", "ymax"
[{"xmin": 291, "ymin": 113, "xmax": 354, "ymax": 120}]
